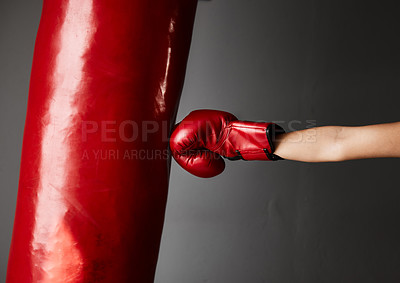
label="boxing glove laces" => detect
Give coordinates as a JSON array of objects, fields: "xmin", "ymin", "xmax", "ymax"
[{"xmin": 169, "ymin": 109, "xmax": 285, "ymax": 178}]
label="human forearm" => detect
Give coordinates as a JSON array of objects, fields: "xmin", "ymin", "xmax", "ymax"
[
  {"xmin": 274, "ymin": 126, "xmax": 344, "ymax": 162},
  {"xmin": 274, "ymin": 122, "xmax": 400, "ymax": 162}
]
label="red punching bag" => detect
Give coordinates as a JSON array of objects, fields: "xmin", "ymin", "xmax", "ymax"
[{"xmin": 7, "ymin": 0, "xmax": 197, "ymax": 282}]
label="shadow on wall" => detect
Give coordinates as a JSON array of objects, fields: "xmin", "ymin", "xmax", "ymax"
[
  {"xmin": 158, "ymin": 0, "xmax": 400, "ymax": 283},
  {"xmin": 0, "ymin": 0, "xmax": 399, "ymax": 282}
]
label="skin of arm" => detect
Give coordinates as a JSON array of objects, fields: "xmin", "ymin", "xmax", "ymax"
[{"xmin": 273, "ymin": 122, "xmax": 400, "ymax": 162}]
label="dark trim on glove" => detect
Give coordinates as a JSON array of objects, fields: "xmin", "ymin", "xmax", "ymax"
[{"xmin": 266, "ymin": 124, "xmax": 285, "ymax": 161}]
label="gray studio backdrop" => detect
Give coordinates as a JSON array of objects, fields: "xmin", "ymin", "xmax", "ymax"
[{"xmin": 1, "ymin": 0, "xmax": 400, "ymax": 282}]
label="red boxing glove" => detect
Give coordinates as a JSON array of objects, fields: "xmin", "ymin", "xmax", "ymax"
[{"xmin": 169, "ymin": 110, "xmax": 285, "ymax": 178}]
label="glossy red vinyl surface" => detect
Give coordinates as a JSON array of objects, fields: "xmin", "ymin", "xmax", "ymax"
[{"xmin": 7, "ymin": 0, "xmax": 197, "ymax": 282}]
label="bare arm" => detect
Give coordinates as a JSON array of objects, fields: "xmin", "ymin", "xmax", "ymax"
[{"xmin": 274, "ymin": 122, "xmax": 400, "ymax": 162}]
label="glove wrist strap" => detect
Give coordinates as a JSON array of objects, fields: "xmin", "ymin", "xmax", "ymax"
[{"xmin": 228, "ymin": 121, "xmax": 285, "ymax": 161}]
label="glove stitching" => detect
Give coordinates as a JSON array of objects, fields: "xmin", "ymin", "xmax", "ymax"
[{"xmin": 208, "ymin": 125, "xmax": 231, "ymax": 154}]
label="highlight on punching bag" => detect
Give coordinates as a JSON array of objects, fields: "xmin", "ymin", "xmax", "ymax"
[{"xmin": 7, "ymin": 0, "xmax": 198, "ymax": 282}]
